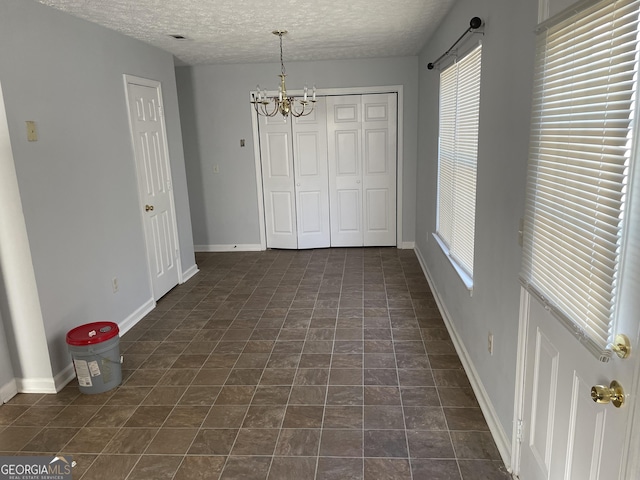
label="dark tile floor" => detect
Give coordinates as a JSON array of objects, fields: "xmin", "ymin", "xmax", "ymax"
[{"xmin": 0, "ymin": 248, "xmax": 511, "ymax": 479}]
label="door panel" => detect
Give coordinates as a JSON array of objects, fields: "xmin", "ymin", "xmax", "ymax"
[
  {"xmin": 293, "ymin": 98, "xmax": 330, "ymax": 249},
  {"xmin": 366, "ymin": 189, "xmax": 389, "ymax": 231},
  {"xmin": 126, "ymin": 81, "xmax": 179, "ymax": 299},
  {"xmin": 336, "ymin": 131, "xmax": 359, "ymax": 175},
  {"xmin": 259, "ymin": 117, "xmax": 298, "ymax": 249},
  {"xmin": 298, "ymin": 191, "xmax": 322, "ymax": 233},
  {"xmin": 337, "ymin": 190, "xmax": 361, "ymax": 232},
  {"xmin": 520, "ymin": 289, "xmax": 638, "ymax": 480},
  {"xmin": 271, "ymin": 191, "xmax": 296, "ymax": 235},
  {"xmin": 362, "ymin": 94, "xmax": 396, "ymax": 246},
  {"xmin": 327, "ymin": 96, "xmax": 363, "ymax": 246},
  {"xmin": 266, "ymin": 133, "xmax": 291, "ymax": 177}
]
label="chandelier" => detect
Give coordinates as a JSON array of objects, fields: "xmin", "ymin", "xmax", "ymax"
[{"xmin": 251, "ymin": 30, "xmax": 316, "ymax": 118}]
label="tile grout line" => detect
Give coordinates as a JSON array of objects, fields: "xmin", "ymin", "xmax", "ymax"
[
  {"xmin": 388, "ymin": 252, "xmax": 416, "ymax": 480},
  {"xmin": 263, "ymin": 250, "xmax": 316, "ymax": 480}
]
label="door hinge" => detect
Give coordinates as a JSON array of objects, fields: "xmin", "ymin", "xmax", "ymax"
[
  {"xmin": 158, "ymin": 105, "xmax": 164, "ymax": 117},
  {"xmin": 516, "ymin": 419, "xmax": 524, "ymax": 444}
]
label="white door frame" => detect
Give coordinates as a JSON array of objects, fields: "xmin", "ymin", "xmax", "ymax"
[
  {"xmin": 123, "ymin": 74, "xmax": 183, "ymax": 299},
  {"xmin": 251, "ymin": 85, "xmax": 405, "ymax": 250}
]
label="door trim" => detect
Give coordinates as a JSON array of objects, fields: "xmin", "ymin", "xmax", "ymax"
[
  {"xmin": 123, "ymin": 74, "xmax": 183, "ymax": 299},
  {"xmin": 511, "ymin": 287, "xmax": 531, "ymax": 476},
  {"xmin": 251, "ymin": 85, "xmax": 404, "ymax": 250}
]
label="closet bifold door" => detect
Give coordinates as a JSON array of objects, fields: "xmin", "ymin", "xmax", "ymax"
[
  {"xmin": 258, "ymin": 97, "xmax": 330, "ymax": 249},
  {"xmin": 258, "ymin": 114, "xmax": 298, "ymax": 249},
  {"xmin": 326, "ymin": 94, "xmax": 397, "ymax": 247},
  {"xmin": 292, "ymin": 99, "xmax": 330, "ymax": 249}
]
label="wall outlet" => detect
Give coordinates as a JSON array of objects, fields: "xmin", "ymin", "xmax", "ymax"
[
  {"xmin": 488, "ymin": 332, "xmax": 494, "ymax": 355},
  {"xmin": 112, "ymin": 277, "xmax": 119, "ymax": 293}
]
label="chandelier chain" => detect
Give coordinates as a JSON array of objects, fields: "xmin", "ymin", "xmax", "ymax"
[{"xmin": 279, "ymin": 33, "xmax": 286, "ymax": 76}]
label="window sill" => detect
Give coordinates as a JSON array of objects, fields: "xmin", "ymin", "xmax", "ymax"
[{"xmin": 432, "ymin": 233, "xmax": 474, "ymax": 293}]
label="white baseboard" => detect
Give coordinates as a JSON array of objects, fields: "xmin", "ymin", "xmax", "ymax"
[
  {"xmin": 0, "ymin": 378, "xmax": 18, "ymax": 403},
  {"xmin": 53, "ymin": 362, "xmax": 76, "ymax": 392},
  {"xmin": 400, "ymin": 241, "xmax": 415, "ymax": 249},
  {"xmin": 118, "ymin": 297, "xmax": 155, "ymax": 337},
  {"xmin": 194, "ymin": 244, "xmax": 263, "ymax": 252},
  {"xmin": 181, "ymin": 264, "xmax": 199, "ymax": 283},
  {"xmin": 414, "ymin": 246, "xmax": 513, "ymax": 470},
  {"xmin": 15, "ymin": 377, "xmax": 57, "ymax": 394}
]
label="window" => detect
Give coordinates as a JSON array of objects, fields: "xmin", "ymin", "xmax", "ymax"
[
  {"xmin": 521, "ymin": 0, "xmax": 640, "ymax": 358},
  {"xmin": 436, "ymin": 44, "xmax": 482, "ymax": 286}
]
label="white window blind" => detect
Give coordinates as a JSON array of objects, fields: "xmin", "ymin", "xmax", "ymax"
[
  {"xmin": 437, "ymin": 44, "xmax": 482, "ymax": 280},
  {"xmin": 522, "ymin": 0, "xmax": 640, "ymax": 359}
]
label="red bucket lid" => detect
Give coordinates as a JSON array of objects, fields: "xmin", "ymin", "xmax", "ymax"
[{"xmin": 66, "ymin": 321, "xmax": 119, "ymax": 346}]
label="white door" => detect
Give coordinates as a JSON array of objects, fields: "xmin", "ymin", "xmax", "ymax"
[
  {"xmin": 362, "ymin": 94, "xmax": 397, "ymax": 246},
  {"xmin": 517, "ymin": 0, "xmax": 640, "ymax": 477},
  {"xmin": 125, "ymin": 78, "xmax": 180, "ymax": 300},
  {"xmin": 258, "ymin": 98, "xmax": 330, "ymax": 250},
  {"xmin": 259, "ymin": 115, "xmax": 298, "ymax": 249},
  {"xmin": 327, "ymin": 95, "xmax": 363, "ymax": 246},
  {"xmin": 327, "ymin": 94, "xmax": 397, "ymax": 247},
  {"xmin": 293, "ymin": 99, "xmax": 330, "ymax": 249},
  {"xmin": 519, "ymin": 286, "xmax": 639, "ymax": 479}
]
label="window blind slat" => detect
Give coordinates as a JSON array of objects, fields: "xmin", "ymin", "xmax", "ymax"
[{"xmin": 521, "ymin": 0, "xmax": 640, "ymax": 356}]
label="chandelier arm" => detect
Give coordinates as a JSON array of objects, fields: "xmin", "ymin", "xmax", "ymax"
[
  {"xmin": 290, "ymin": 98, "xmax": 316, "ymax": 117},
  {"xmin": 262, "ymin": 100, "xmax": 280, "ymax": 117}
]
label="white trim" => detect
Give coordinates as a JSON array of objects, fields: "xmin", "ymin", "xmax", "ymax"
[
  {"xmin": 414, "ymin": 246, "xmax": 512, "ymax": 471},
  {"xmin": 123, "ymin": 74, "xmax": 184, "ymax": 296},
  {"xmin": 16, "ymin": 377, "xmax": 57, "ymax": 394},
  {"xmin": 181, "ymin": 264, "xmax": 199, "ymax": 283},
  {"xmin": 118, "ymin": 297, "xmax": 156, "ymax": 337},
  {"xmin": 53, "ymin": 362, "xmax": 76, "ymax": 392},
  {"xmin": 251, "ymin": 85, "xmax": 405, "ymax": 249},
  {"xmin": 511, "ymin": 287, "xmax": 531, "ymax": 477},
  {"xmin": 250, "ymin": 98, "xmax": 267, "ymax": 250},
  {"xmin": 396, "ymin": 86, "xmax": 404, "ymax": 247},
  {"xmin": 623, "ymin": 345, "xmax": 640, "ymax": 479},
  {"xmin": 0, "ymin": 378, "xmax": 18, "ymax": 403},
  {"xmin": 432, "ymin": 233, "xmax": 473, "ymax": 292},
  {"xmin": 194, "ymin": 244, "xmax": 264, "ymax": 252},
  {"xmin": 400, "ymin": 241, "xmax": 415, "ymax": 249}
]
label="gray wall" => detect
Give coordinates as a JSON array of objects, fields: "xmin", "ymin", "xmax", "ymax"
[
  {"xmin": 176, "ymin": 57, "xmax": 419, "ymax": 247},
  {"xmin": 415, "ymin": 0, "xmax": 538, "ymax": 441},
  {"xmin": 0, "ymin": 0, "xmax": 196, "ymax": 378}
]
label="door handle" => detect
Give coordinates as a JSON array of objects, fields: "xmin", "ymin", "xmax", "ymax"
[
  {"xmin": 591, "ymin": 380, "xmax": 625, "ymax": 408},
  {"xmin": 145, "ymin": 205, "xmax": 154, "ymax": 212}
]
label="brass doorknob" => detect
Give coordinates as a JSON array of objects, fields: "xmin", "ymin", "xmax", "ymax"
[
  {"xmin": 591, "ymin": 380, "xmax": 625, "ymax": 408},
  {"xmin": 145, "ymin": 205, "xmax": 154, "ymax": 212}
]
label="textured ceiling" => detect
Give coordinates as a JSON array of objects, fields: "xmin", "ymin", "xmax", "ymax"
[{"xmin": 38, "ymin": 0, "xmax": 457, "ymax": 66}]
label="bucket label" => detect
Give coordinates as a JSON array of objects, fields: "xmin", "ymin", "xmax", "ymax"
[
  {"xmin": 88, "ymin": 360, "xmax": 101, "ymax": 377},
  {"xmin": 73, "ymin": 359, "xmax": 92, "ymax": 387}
]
